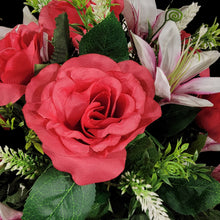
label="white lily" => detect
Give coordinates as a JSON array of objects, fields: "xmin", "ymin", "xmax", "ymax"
[{"xmin": 132, "ymin": 21, "xmax": 220, "ymax": 107}]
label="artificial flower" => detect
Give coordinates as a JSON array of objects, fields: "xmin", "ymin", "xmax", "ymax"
[
  {"xmin": 0, "ymin": 22, "xmax": 48, "ymax": 106},
  {"xmin": 131, "ymin": 22, "xmax": 220, "ymax": 107},
  {"xmin": 0, "ymin": 202, "xmax": 22, "ymax": 220},
  {"xmin": 212, "ymin": 165, "xmax": 220, "ymax": 182},
  {"xmin": 22, "ymin": 53, "xmax": 161, "ymax": 185},
  {"xmin": 39, "ymin": 0, "xmax": 124, "ymax": 48},
  {"xmin": 38, "ymin": 0, "xmax": 86, "ymax": 47},
  {"xmin": 123, "ymin": 0, "xmax": 220, "ymax": 107},
  {"xmin": 0, "ymin": 6, "xmax": 38, "ymax": 40},
  {"xmin": 197, "ymin": 93, "xmax": 220, "ymax": 142}
]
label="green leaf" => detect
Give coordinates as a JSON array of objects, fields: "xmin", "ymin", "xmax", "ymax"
[
  {"xmin": 131, "ymin": 214, "xmax": 149, "ymax": 220},
  {"xmin": 50, "ymin": 13, "xmax": 74, "ymax": 64},
  {"xmin": 125, "ymin": 133, "xmax": 159, "ymax": 175},
  {"xmin": 158, "ymin": 176, "xmax": 220, "ymax": 216},
  {"xmin": 188, "ymin": 133, "xmax": 208, "ymax": 155},
  {"xmin": 147, "ymin": 104, "xmax": 200, "ymax": 138},
  {"xmin": 87, "ymin": 184, "xmax": 109, "ymax": 219},
  {"xmin": 32, "ymin": 142, "xmax": 44, "ymax": 155},
  {"xmin": 34, "ymin": 64, "xmax": 49, "ymax": 75},
  {"xmin": 22, "ymin": 167, "xmax": 96, "ymax": 220},
  {"xmin": 79, "ymin": 12, "xmax": 129, "ymax": 62}
]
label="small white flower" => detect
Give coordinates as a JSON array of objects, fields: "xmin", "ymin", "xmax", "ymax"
[
  {"xmin": 91, "ymin": 0, "xmax": 111, "ymax": 22},
  {"xmin": 176, "ymin": 2, "xmax": 201, "ymax": 30}
]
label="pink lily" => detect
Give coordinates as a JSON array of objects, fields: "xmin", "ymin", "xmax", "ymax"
[
  {"xmin": 201, "ymin": 136, "xmax": 220, "ymax": 152},
  {"xmin": 0, "ymin": 203, "xmax": 22, "ymax": 220},
  {"xmin": 122, "ymin": 0, "xmax": 164, "ymax": 39},
  {"xmin": 123, "ymin": 0, "xmax": 220, "ymax": 107},
  {"xmin": 131, "ymin": 21, "xmax": 220, "ymax": 107},
  {"xmin": 212, "ymin": 165, "xmax": 220, "ymax": 182},
  {"xmin": 201, "ymin": 137, "xmax": 220, "ymax": 182}
]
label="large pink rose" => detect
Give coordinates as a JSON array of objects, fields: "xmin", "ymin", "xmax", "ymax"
[
  {"xmin": 23, "ymin": 54, "xmax": 161, "ymax": 185},
  {"xmin": 39, "ymin": 0, "xmax": 124, "ymax": 48},
  {"xmin": 0, "ymin": 22, "xmax": 44, "ymax": 106}
]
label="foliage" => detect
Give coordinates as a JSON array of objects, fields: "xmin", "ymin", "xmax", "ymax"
[
  {"xmin": 2, "ymin": 1, "xmax": 220, "ymax": 219},
  {"xmin": 25, "ymin": 0, "xmax": 51, "ymax": 13},
  {"xmin": 22, "ymin": 167, "xmax": 96, "ymax": 220},
  {"xmin": 192, "ymin": 19, "xmax": 220, "ymax": 50},
  {"xmin": 0, "ymin": 146, "xmax": 48, "ymax": 180},
  {"xmin": 79, "ymin": 12, "xmax": 129, "ymax": 62},
  {"xmin": 158, "ymin": 176, "xmax": 220, "ymax": 216},
  {"xmin": 50, "ymin": 13, "xmax": 75, "ymax": 64}
]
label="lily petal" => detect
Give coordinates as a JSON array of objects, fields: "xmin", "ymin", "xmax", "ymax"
[
  {"xmin": 23, "ymin": 6, "xmax": 38, "ymax": 25},
  {"xmin": 122, "ymin": 0, "xmax": 136, "ymax": 33},
  {"xmin": 131, "ymin": 32, "xmax": 156, "ymax": 76},
  {"xmin": 0, "ymin": 202, "xmax": 22, "ymax": 220},
  {"xmin": 154, "ymin": 67, "xmax": 171, "ymax": 99},
  {"xmin": 161, "ymin": 93, "xmax": 214, "ymax": 107},
  {"xmin": 123, "ymin": 0, "xmax": 157, "ymax": 37},
  {"xmin": 0, "ymin": 27, "xmax": 12, "ymax": 40},
  {"xmin": 175, "ymin": 77, "xmax": 220, "ymax": 95},
  {"xmin": 202, "ymin": 136, "xmax": 220, "ymax": 152},
  {"xmin": 158, "ymin": 21, "xmax": 181, "ymax": 76},
  {"xmin": 180, "ymin": 50, "xmax": 220, "ymax": 83}
]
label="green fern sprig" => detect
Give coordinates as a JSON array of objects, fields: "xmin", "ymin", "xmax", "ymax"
[
  {"xmin": 25, "ymin": 0, "xmax": 52, "ymax": 13},
  {"xmin": 0, "ymin": 146, "xmax": 47, "ymax": 179},
  {"xmin": 120, "ymin": 171, "xmax": 170, "ymax": 220}
]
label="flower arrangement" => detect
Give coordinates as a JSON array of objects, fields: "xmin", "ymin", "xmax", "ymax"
[{"xmin": 0, "ymin": 0, "xmax": 220, "ymax": 219}]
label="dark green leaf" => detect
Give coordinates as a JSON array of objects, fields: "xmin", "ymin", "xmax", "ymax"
[
  {"xmin": 87, "ymin": 184, "xmax": 109, "ymax": 219},
  {"xmin": 79, "ymin": 12, "xmax": 129, "ymax": 62},
  {"xmin": 50, "ymin": 13, "xmax": 74, "ymax": 64},
  {"xmin": 147, "ymin": 104, "xmax": 201, "ymax": 138},
  {"xmin": 126, "ymin": 133, "xmax": 159, "ymax": 175},
  {"xmin": 34, "ymin": 64, "xmax": 49, "ymax": 75},
  {"xmin": 188, "ymin": 133, "xmax": 208, "ymax": 155},
  {"xmin": 158, "ymin": 176, "xmax": 220, "ymax": 216},
  {"xmin": 131, "ymin": 214, "xmax": 149, "ymax": 220},
  {"xmin": 22, "ymin": 167, "xmax": 96, "ymax": 220}
]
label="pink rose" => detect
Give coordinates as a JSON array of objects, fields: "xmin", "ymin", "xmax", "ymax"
[
  {"xmin": 39, "ymin": 0, "xmax": 124, "ymax": 48},
  {"xmin": 38, "ymin": 0, "xmax": 89, "ymax": 48},
  {"xmin": 0, "ymin": 22, "xmax": 44, "ymax": 106},
  {"xmin": 23, "ymin": 54, "xmax": 161, "ymax": 185}
]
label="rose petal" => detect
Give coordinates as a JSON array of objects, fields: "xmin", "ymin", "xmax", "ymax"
[
  {"xmin": 59, "ymin": 54, "xmax": 120, "ymax": 79},
  {"xmin": 25, "ymin": 63, "xmax": 60, "ymax": 103},
  {"xmin": 89, "ymin": 112, "xmax": 141, "ymax": 137},
  {"xmin": 48, "ymin": 148, "xmax": 126, "ymax": 185},
  {"xmin": 0, "ymin": 83, "xmax": 26, "ymax": 106}
]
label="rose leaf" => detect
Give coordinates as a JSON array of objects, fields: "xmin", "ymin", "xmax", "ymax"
[
  {"xmin": 79, "ymin": 12, "xmax": 129, "ymax": 62},
  {"xmin": 158, "ymin": 176, "xmax": 220, "ymax": 216},
  {"xmin": 22, "ymin": 167, "xmax": 96, "ymax": 220}
]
